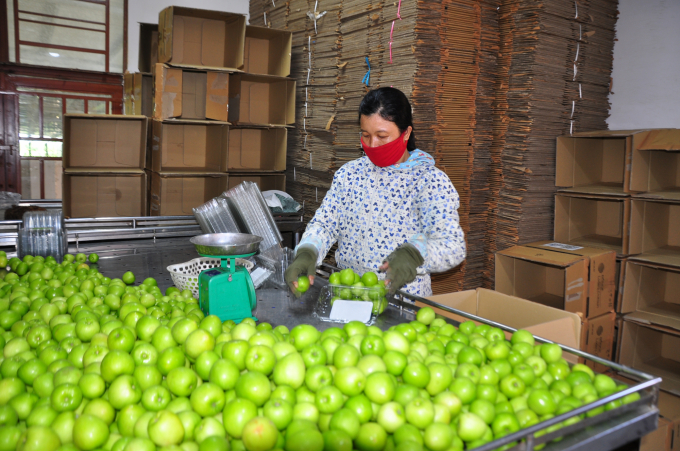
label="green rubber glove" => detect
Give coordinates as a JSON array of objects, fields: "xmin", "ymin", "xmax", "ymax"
[
  {"xmin": 284, "ymin": 246, "xmax": 318, "ymax": 297},
  {"xmin": 383, "ymin": 243, "xmax": 424, "ymax": 295}
]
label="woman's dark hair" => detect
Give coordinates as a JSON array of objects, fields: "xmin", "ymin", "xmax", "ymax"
[{"xmin": 358, "ymin": 87, "xmax": 416, "ymax": 151}]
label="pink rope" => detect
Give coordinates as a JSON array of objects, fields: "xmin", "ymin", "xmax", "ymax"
[
  {"xmin": 397, "ymin": 0, "xmax": 402, "ymax": 19},
  {"xmin": 389, "ymin": 20, "xmax": 395, "ymax": 63}
]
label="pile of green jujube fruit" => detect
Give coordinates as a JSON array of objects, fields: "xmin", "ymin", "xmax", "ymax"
[{"xmin": 0, "ymin": 250, "xmax": 640, "ymax": 451}]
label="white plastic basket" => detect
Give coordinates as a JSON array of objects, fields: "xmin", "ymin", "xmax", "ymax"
[{"xmin": 167, "ymin": 257, "xmax": 255, "ymax": 298}]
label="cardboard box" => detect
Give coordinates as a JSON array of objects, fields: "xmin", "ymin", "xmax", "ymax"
[
  {"xmin": 227, "ymin": 174, "xmax": 286, "ymax": 191},
  {"xmin": 154, "ymin": 64, "xmax": 230, "ymax": 122},
  {"xmin": 641, "ymin": 418, "xmax": 674, "ymax": 451},
  {"xmin": 616, "ymin": 257, "xmax": 627, "ymax": 313},
  {"xmin": 63, "ymin": 171, "xmax": 147, "ymax": 218},
  {"xmin": 158, "ymin": 6, "xmax": 246, "ymax": 71},
  {"xmin": 554, "ymin": 193, "xmax": 631, "ymax": 256},
  {"xmin": 556, "ymin": 130, "xmax": 633, "ymax": 196},
  {"xmin": 620, "ymin": 260, "xmax": 680, "ymax": 322},
  {"xmin": 419, "ymin": 288, "xmax": 582, "ymax": 362},
  {"xmin": 150, "ymin": 172, "xmax": 229, "ymax": 216},
  {"xmin": 138, "ymin": 23, "xmax": 159, "ymax": 73},
  {"xmin": 145, "ymin": 120, "xmax": 153, "ymax": 170},
  {"xmin": 228, "ymin": 127, "xmax": 287, "ymax": 172},
  {"xmin": 629, "ymin": 129, "xmax": 680, "ymax": 201},
  {"xmin": 630, "ymin": 199, "xmax": 680, "ymax": 267},
  {"xmin": 63, "ymin": 115, "xmax": 147, "ymax": 171},
  {"xmin": 618, "ymin": 319, "xmax": 680, "ymax": 396},
  {"xmin": 657, "ymin": 391, "xmax": 680, "ymax": 451},
  {"xmin": 124, "ymin": 73, "xmax": 153, "ymax": 117},
  {"xmin": 228, "ymin": 74, "xmax": 295, "ymax": 127},
  {"xmin": 244, "ymin": 26, "xmax": 292, "ymax": 77},
  {"xmin": 495, "ymin": 243, "xmax": 616, "ymax": 318},
  {"xmin": 613, "ymin": 316, "xmax": 622, "ymax": 365},
  {"xmin": 527, "ymin": 241, "xmax": 617, "ymax": 317},
  {"xmin": 144, "ymin": 169, "xmax": 152, "ymax": 211},
  {"xmin": 582, "ymin": 312, "xmax": 616, "ymax": 373},
  {"xmin": 151, "ymin": 121, "xmax": 229, "ymax": 173}
]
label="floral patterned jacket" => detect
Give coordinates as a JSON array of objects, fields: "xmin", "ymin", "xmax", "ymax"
[{"xmin": 296, "ymin": 150, "xmax": 466, "ymax": 297}]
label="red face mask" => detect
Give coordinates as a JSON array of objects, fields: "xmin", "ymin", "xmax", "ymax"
[{"xmin": 361, "ymin": 132, "xmax": 408, "ymax": 167}]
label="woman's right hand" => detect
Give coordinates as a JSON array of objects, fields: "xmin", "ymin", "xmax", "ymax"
[{"xmin": 284, "ymin": 246, "xmax": 318, "ymax": 297}]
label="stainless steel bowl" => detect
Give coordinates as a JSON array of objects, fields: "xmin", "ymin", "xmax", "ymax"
[{"xmin": 190, "ymin": 233, "xmax": 263, "ymax": 256}]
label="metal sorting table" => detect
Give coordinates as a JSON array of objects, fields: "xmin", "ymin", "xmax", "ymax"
[
  {"xmin": 1, "ymin": 235, "xmax": 662, "ymax": 451},
  {"xmin": 0, "ymin": 213, "xmax": 306, "ymax": 248}
]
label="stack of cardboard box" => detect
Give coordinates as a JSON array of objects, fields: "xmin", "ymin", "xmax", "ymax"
[
  {"xmin": 612, "ymin": 130, "xmax": 680, "ymax": 443},
  {"xmin": 62, "ymin": 114, "xmax": 149, "ymax": 217},
  {"xmin": 550, "ymin": 131, "xmax": 680, "ymax": 358},
  {"xmin": 223, "ymin": 25, "xmax": 294, "ymax": 195},
  {"xmin": 553, "ymin": 130, "xmax": 680, "ymax": 299},
  {"xmin": 550, "ymin": 129, "xmax": 680, "ymax": 451},
  {"xmin": 123, "ymin": 7, "xmax": 294, "ymax": 216}
]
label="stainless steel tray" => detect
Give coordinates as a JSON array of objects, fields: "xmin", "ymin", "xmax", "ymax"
[{"xmin": 189, "ymin": 233, "xmax": 262, "ymax": 256}]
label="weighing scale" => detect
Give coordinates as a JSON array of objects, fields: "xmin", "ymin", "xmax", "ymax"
[{"xmin": 190, "ymin": 233, "xmax": 263, "ymax": 323}]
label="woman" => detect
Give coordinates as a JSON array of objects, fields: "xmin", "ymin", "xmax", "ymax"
[{"xmin": 285, "ymin": 87, "xmax": 466, "ymax": 297}]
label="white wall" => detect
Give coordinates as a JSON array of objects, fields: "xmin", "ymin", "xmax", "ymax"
[
  {"xmin": 607, "ymin": 0, "xmax": 680, "ymax": 129},
  {"xmin": 128, "ymin": 0, "xmax": 250, "ymax": 73}
]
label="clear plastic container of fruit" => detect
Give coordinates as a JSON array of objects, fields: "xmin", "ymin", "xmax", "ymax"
[{"xmin": 313, "ymin": 283, "xmax": 388, "ymax": 325}]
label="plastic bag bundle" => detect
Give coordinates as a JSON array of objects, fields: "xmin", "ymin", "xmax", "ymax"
[
  {"xmin": 193, "ymin": 197, "xmax": 240, "ymax": 234},
  {"xmin": 18, "ymin": 210, "xmax": 68, "ymax": 261}
]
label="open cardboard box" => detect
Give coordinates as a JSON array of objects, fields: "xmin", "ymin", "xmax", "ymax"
[
  {"xmin": 151, "ymin": 120, "xmax": 229, "ymax": 173},
  {"xmin": 154, "ymin": 64, "xmax": 230, "ymax": 122},
  {"xmin": 63, "ymin": 171, "xmax": 147, "ymax": 218},
  {"xmin": 138, "ymin": 23, "xmax": 158, "ymax": 73},
  {"xmin": 629, "ymin": 129, "xmax": 680, "ymax": 201},
  {"xmin": 621, "ymin": 260, "xmax": 680, "ymax": 322},
  {"xmin": 630, "ymin": 199, "xmax": 680, "ymax": 267},
  {"xmin": 245, "ymin": 26, "xmax": 292, "ymax": 77},
  {"xmin": 618, "ymin": 318, "xmax": 680, "ymax": 396},
  {"xmin": 554, "ymin": 193, "xmax": 630, "ymax": 256},
  {"xmin": 158, "ymin": 7, "xmax": 246, "ymax": 71},
  {"xmin": 124, "ymin": 73, "xmax": 153, "ymax": 117},
  {"xmin": 227, "ymin": 174, "xmax": 286, "ymax": 191},
  {"xmin": 495, "ymin": 244, "xmax": 616, "ymax": 318},
  {"xmin": 228, "ymin": 74, "xmax": 295, "ymax": 127},
  {"xmin": 150, "ymin": 172, "xmax": 229, "ymax": 216},
  {"xmin": 418, "ymin": 288, "xmax": 582, "ymax": 363},
  {"xmin": 526, "ymin": 241, "xmax": 616, "ymax": 317},
  {"xmin": 556, "ymin": 130, "xmax": 634, "ymax": 196},
  {"xmin": 612, "ymin": 374, "xmax": 680, "ymax": 451},
  {"xmin": 63, "ymin": 115, "xmax": 147, "ymax": 171},
  {"xmin": 228, "ymin": 127, "xmax": 287, "ymax": 172}
]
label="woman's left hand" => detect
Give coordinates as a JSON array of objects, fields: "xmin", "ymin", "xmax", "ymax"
[{"xmin": 381, "ymin": 244, "xmax": 424, "ymax": 294}]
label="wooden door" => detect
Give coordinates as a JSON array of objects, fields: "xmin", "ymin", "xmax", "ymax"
[{"xmin": 0, "ymin": 92, "xmax": 20, "ymax": 193}]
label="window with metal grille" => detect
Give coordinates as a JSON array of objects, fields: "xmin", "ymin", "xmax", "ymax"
[{"xmin": 6, "ymin": 0, "xmax": 126, "ymax": 73}]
